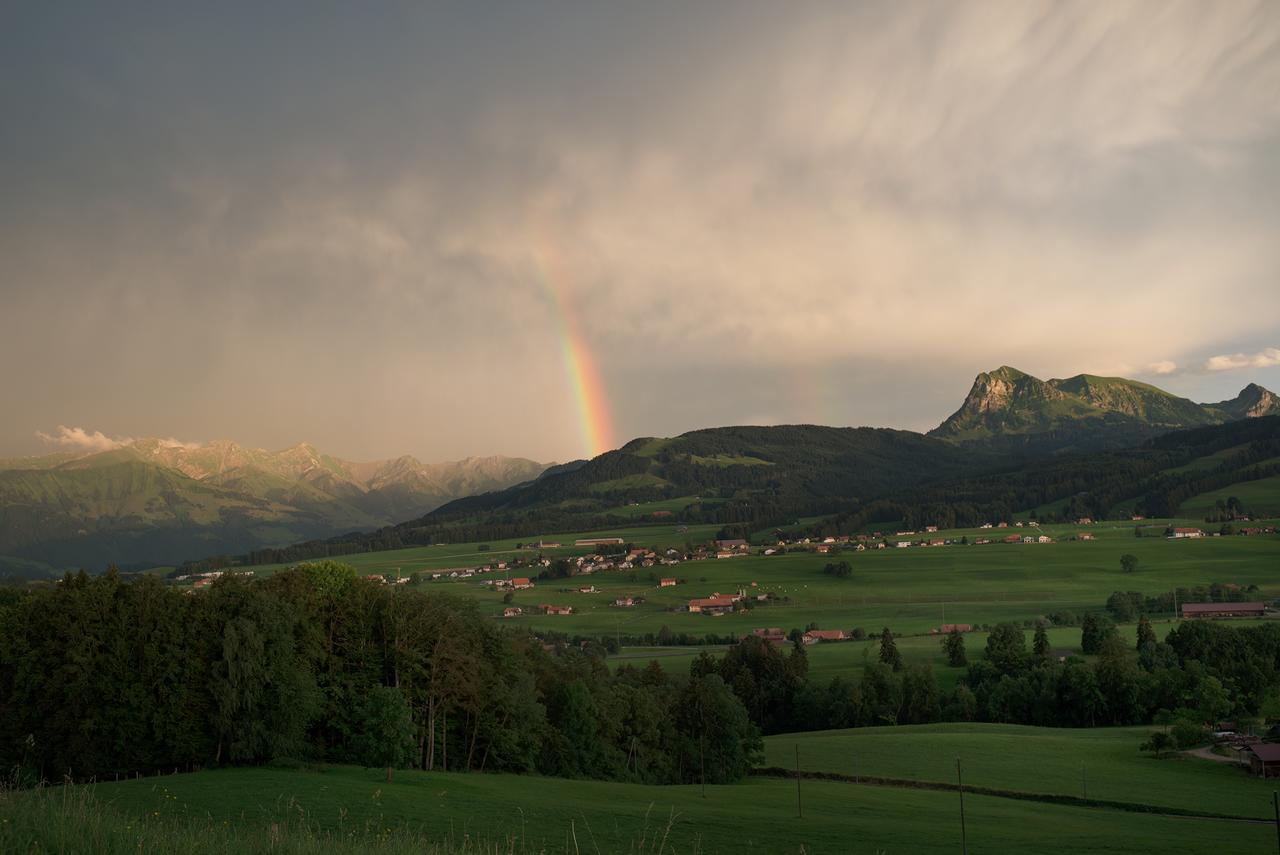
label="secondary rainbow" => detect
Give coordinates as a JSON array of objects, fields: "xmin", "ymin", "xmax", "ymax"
[{"xmin": 532, "ymin": 241, "xmax": 615, "ymax": 459}]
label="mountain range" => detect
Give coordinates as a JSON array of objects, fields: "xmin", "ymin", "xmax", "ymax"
[
  {"xmin": 3, "ymin": 367, "xmax": 1277, "ymax": 578},
  {"xmin": 0, "ymin": 439, "xmax": 547, "ymax": 576}
]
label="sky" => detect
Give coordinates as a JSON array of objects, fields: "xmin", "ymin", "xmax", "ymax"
[{"xmin": 3, "ymin": 1, "xmax": 1279, "ymax": 464}]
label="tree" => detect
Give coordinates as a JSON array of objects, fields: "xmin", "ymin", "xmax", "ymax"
[
  {"xmin": 1171, "ymin": 715, "xmax": 1206, "ymax": 750},
  {"xmin": 1120, "ymin": 554, "xmax": 1139, "ymax": 573},
  {"xmin": 1080, "ymin": 613, "xmax": 1113, "ymax": 655},
  {"xmin": 350, "ymin": 686, "xmax": 416, "ymax": 781},
  {"xmin": 942, "ymin": 629, "xmax": 967, "ymax": 667},
  {"xmin": 1136, "ymin": 616, "xmax": 1156, "ymax": 651},
  {"xmin": 878, "ymin": 627, "xmax": 902, "ymax": 671},
  {"xmin": 1032, "ymin": 625, "xmax": 1050, "ymax": 660},
  {"xmin": 1139, "ymin": 731, "xmax": 1174, "ymax": 757},
  {"xmin": 984, "ymin": 623, "xmax": 1027, "ymax": 676},
  {"xmin": 822, "ymin": 561, "xmax": 852, "ymax": 578}
]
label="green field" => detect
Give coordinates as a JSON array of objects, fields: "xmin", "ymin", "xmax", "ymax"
[
  {"xmin": 230, "ymin": 519, "xmax": 1280, "ymax": 641},
  {"xmin": 5, "ymin": 759, "xmax": 1273, "ymax": 854},
  {"xmin": 1179, "ymin": 475, "xmax": 1280, "ymax": 518},
  {"xmin": 763, "ymin": 723, "xmax": 1271, "ymax": 820}
]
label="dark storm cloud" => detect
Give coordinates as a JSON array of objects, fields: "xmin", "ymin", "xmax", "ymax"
[{"xmin": 2, "ymin": 2, "xmax": 1278, "ymax": 460}]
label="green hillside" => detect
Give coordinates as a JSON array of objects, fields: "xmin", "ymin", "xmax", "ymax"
[
  {"xmin": 763, "ymin": 723, "xmax": 1272, "ymax": 819},
  {"xmin": 6, "ymin": 761, "xmax": 1272, "ymax": 854}
]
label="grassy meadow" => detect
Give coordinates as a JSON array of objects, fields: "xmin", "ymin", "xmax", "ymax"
[
  {"xmin": 4, "ymin": 757, "xmax": 1275, "ymax": 854},
  {"xmin": 763, "ymin": 723, "xmax": 1270, "ymax": 819}
]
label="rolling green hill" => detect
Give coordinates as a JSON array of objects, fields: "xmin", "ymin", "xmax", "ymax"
[
  {"xmin": 7, "ymin": 760, "xmax": 1274, "ymax": 854},
  {"xmin": 929, "ymin": 366, "xmax": 1276, "ymax": 453}
]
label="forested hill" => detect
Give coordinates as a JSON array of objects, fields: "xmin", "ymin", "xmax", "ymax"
[
  {"xmin": 188, "ymin": 425, "xmax": 998, "ymax": 569},
  {"xmin": 807, "ymin": 415, "xmax": 1280, "ymax": 536}
]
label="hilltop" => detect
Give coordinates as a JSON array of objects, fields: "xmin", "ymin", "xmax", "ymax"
[
  {"xmin": 929, "ymin": 366, "xmax": 1278, "ymax": 452},
  {"xmin": 0, "ymin": 439, "xmax": 547, "ymax": 576}
]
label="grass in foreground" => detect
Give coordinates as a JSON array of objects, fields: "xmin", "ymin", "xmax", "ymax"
[
  {"xmin": 3, "ymin": 762, "xmax": 1274, "ymax": 854},
  {"xmin": 764, "ymin": 723, "xmax": 1273, "ymax": 819}
]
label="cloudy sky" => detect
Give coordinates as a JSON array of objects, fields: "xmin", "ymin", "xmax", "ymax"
[{"xmin": 3, "ymin": 2, "xmax": 1278, "ymax": 464}]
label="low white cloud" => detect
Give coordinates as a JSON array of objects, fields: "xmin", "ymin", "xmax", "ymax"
[
  {"xmin": 1147, "ymin": 361, "xmax": 1179, "ymax": 375},
  {"xmin": 1204, "ymin": 348, "xmax": 1280, "ymax": 372},
  {"xmin": 35, "ymin": 426, "xmax": 129, "ymax": 453}
]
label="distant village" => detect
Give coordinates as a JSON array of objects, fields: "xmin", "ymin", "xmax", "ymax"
[{"xmin": 169, "ymin": 521, "xmax": 1276, "ymax": 629}]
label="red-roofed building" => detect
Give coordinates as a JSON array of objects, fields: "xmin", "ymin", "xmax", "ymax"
[
  {"xmin": 1181, "ymin": 602, "xmax": 1264, "ymax": 619},
  {"xmin": 803, "ymin": 629, "xmax": 848, "ymax": 644},
  {"xmin": 1250, "ymin": 744, "xmax": 1280, "ymax": 777}
]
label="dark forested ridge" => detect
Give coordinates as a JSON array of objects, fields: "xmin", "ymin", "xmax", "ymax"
[
  {"xmin": 180, "ymin": 425, "xmax": 999, "ymax": 570},
  {"xmin": 807, "ymin": 415, "xmax": 1280, "ymax": 535},
  {"xmin": 184, "ymin": 417, "xmax": 1280, "ymax": 574}
]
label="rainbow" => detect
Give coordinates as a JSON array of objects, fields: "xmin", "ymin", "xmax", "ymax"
[{"xmin": 532, "ymin": 241, "xmax": 615, "ymax": 458}]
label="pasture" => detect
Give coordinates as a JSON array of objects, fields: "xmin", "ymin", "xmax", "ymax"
[
  {"xmin": 228, "ymin": 518, "xmax": 1280, "ymax": 641},
  {"xmin": 763, "ymin": 722, "xmax": 1272, "ymax": 820},
  {"xmin": 4, "ymin": 760, "xmax": 1273, "ymax": 854}
]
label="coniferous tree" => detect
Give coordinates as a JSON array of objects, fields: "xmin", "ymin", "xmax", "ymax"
[
  {"xmin": 942, "ymin": 629, "xmax": 967, "ymax": 667},
  {"xmin": 879, "ymin": 627, "xmax": 903, "ymax": 671}
]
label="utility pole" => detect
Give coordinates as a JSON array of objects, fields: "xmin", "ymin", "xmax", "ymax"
[
  {"xmin": 1273, "ymin": 791, "xmax": 1279, "ymax": 854},
  {"xmin": 795, "ymin": 744, "xmax": 803, "ymax": 819},
  {"xmin": 699, "ymin": 729, "xmax": 706, "ymax": 799},
  {"xmin": 957, "ymin": 758, "xmax": 968, "ymax": 855}
]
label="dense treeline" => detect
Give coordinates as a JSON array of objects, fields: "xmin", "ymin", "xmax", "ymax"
[
  {"xmin": 697, "ymin": 619, "xmax": 1280, "ymax": 737},
  {"xmin": 0, "ymin": 564, "xmax": 760, "ymax": 786}
]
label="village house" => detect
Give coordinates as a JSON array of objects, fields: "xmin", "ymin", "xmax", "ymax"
[
  {"xmin": 1169, "ymin": 527, "xmax": 1204, "ymax": 539},
  {"xmin": 715, "ymin": 538, "xmax": 749, "ymax": 551},
  {"xmin": 925, "ymin": 525, "xmax": 938, "ymax": 533},
  {"xmin": 752, "ymin": 627, "xmax": 788, "ymax": 646},
  {"xmin": 1037, "ymin": 535, "xmax": 1052, "ymax": 543},
  {"xmin": 1076, "ymin": 517, "xmax": 1093, "ymax": 525},
  {"xmin": 1004, "ymin": 534, "xmax": 1022, "ymax": 544},
  {"xmin": 614, "ymin": 597, "xmax": 637, "ymax": 607},
  {"xmin": 931, "ymin": 623, "xmax": 973, "ymax": 634},
  {"xmin": 502, "ymin": 606, "xmax": 522, "ymax": 618},
  {"xmin": 511, "ymin": 577, "xmax": 534, "ymax": 589},
  {"xmin": 1250, "ymin": 744, "xmax": 1280, "ymax": 778},
  {"xmin": 1078, "ymin": 533, "xmax": 1095, "ymax": 541},
  {"xmin": 578, "ymin": 585, "xmax": 598, "ymax": 594},
  {"xmin": 803, "ymin": 629, "xmax": 849, "ymax": 644},
  {"xmin": 541, "ymin": 604, "xmax": 573, "ymax": 616},
  {"xmin": 1182, "ymin": 602, "xmax": 1265, "ymax": 619},
  {"xmin": 716, "ymin": 550, "xmax": 744, "ymax": 559},
  {"xmin": 576, "ymin": 537, "xmax": 624, "ymax": 546},
  {"xmin": 896, "ymin": 541, "xmax": 911, "ymax": 549},
  {"xmin": 688, "ymin": 595, "xmax": 737, "ymax": 615},
  {"xmin": 532, "ymin": 541, "xmax": 562, "ymax": 549},
  {"xmin": 660, "ymin": 577, "xmax": 678, "ymax": 587}
]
